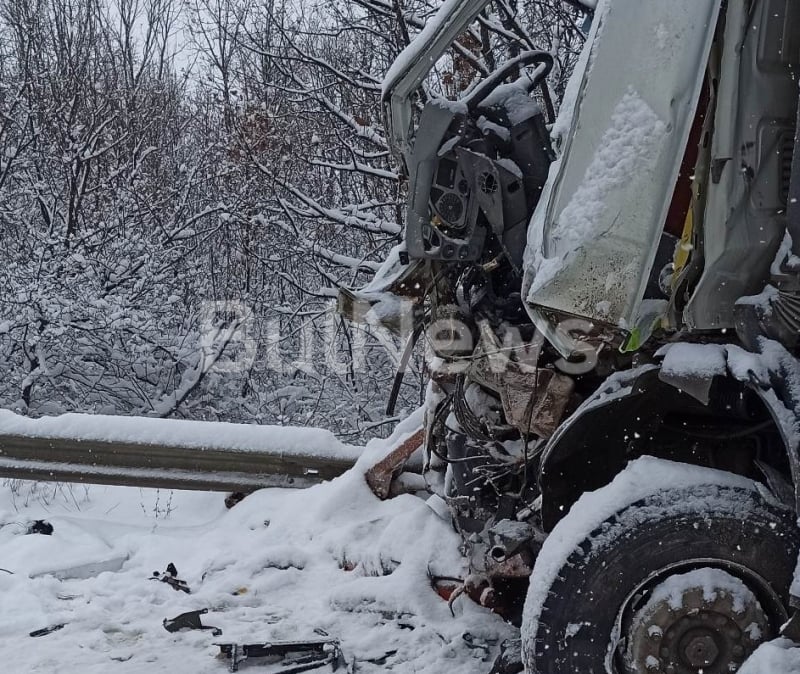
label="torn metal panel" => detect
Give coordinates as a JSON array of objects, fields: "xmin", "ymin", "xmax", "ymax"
[
  {"xmin": 217, "ymin": 637, "xmax": 346, "ymax": 673},
  {"xmin": 525, "ymin": 0, "xmax": 722, "ymax": 351}
]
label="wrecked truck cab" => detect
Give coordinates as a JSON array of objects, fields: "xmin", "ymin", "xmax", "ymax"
[{"xmin": 348, "ymin": 0, "xmax": 800, "ymax": 671}]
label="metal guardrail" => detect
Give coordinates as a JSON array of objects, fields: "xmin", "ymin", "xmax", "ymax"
[{"xmin": 0, "ymin": 413, "xmax": 359, "ymax": 492}]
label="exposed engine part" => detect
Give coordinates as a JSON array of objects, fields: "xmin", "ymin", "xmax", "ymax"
[
  {"xmin": 467, "ymin": 327, "xmax": 575, "ymax": 439},
  {"xmin": 736, "ymin": 85, "xmax": 800, "ymax": 351},
  {"xmin": 486, "ymin": 520, "xmax": 536, "ymax": 564}
]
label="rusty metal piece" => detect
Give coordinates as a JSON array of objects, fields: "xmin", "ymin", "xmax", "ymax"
[
  {"xmin": 470, "ymin": 354, "xmax": 574, "ymax": 438},
  {"xmin": 466, "ymin": 322, "xmax": 574, "ymax": 438},
  {"xmin": 432, "ymin": 579, "xmax": 460, "ymax": 602},
  {"xmin": 365, "ymin": 428, "xmax": 425, "ymax": 500},
  {"xmin": 500, "ymin": 370, "xmax": 574, "ymax": 438}
]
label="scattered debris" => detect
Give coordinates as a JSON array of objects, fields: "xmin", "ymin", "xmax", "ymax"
[
  {"xmin": 462, "ymin": 632, "xmax": 491, "ymax": 657},
  {"xmin": 224, "ymin": 492, "xmax": 249, "ymax": 509},
  {"xmin": 151, "ymin": 562, "xmax": 190, "ymax": 593},
  {"xmin": 26, "ymin": 520, "xmax": 53, "ymax": 535},
  {"xmin": 216, "ymin": 637, "xmax": 346, "ymax": 673},
  {"xmin": 29, "ymin": 624, "xmax": 65, "ymax": 638},
  {"xmin": 163, "ymin": 608, "xmax": 222, "ymax": 636},
  {"xmin": 361, "ymin": 650, "xmax": 397, "ymax": 666}
]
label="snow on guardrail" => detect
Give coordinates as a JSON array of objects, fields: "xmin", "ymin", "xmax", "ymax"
[{"xmin": 0, "ymin": 410, "xmax": 362, "ymax": 491}]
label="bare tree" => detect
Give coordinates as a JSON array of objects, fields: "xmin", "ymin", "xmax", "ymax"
[{"xmin": 0, "ymin": 0, "xmax": 587, "ymax": 438}]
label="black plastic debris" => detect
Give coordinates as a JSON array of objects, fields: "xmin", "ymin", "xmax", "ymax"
[
  {"xmin": 27, "ymin": 520, "xmax": 53, "ymax": 535},
  {"xmin": 462, "ymin": 632, "xmax": 491, "ymax": 656},
  {"xmin": 224, "ymin": 492, "xmax": 248, "ymax": 509},
  {"xmin": 163, "ymin": 609, "xmax": 221, "ymax": 637},
  {"xmin": 488, "ymin": 638, "xmax": 524, "ymax": 674},
  {"xmin": 30, "ymin": 624, "xmax": 65, "ymax": 638},
  {"xmin": 363, "ymin": 650, "xmax": 397, "ymax": 665},
  {"xmin": 150, "ymin": 562, "xmax": 190, "ymax": 593},
  {"xmin": 216, "ymin": 638, "xmax": 346, "ymax": 673}
]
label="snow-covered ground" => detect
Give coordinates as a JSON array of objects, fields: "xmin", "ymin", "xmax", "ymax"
[
  {"xmin": 1, "ymin": 429, "xmax": 798, "ymax": 673},
  {"xmin": 740, "ymin": 639, "xmax": 800, "ymax": 674},
  {"xmin": 0, "ymin": 424, "xmax": 511, "ymax": 673}
]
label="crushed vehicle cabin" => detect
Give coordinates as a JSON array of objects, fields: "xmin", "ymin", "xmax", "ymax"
[
  {"xmin": 341, "ymin": 0, "xmax": 800, "ymax": 672},
  {"xmin": 1, "ymin": 0, "xmax": 799, "ymax": 672}
]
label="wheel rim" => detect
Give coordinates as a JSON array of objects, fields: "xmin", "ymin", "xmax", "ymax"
[
  {"xmin": 623, "ymin": 568, "xmax": 768, "ymax": 673},
  {"xmin": 612, "ymin": 562, "xmax": 786, "ymax": 674}
]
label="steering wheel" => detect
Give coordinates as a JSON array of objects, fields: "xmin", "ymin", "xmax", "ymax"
[{"xmin": 463, "ymin": 50, "xmax": 554, "ymax": 114}]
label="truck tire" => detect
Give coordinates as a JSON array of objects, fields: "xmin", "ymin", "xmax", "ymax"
[{"xmin": 521, "ymin": 480, "xmax": 800, "ymax": 674}]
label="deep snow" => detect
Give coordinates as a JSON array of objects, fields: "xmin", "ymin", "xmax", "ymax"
[
  {"xmin": 0, "ymin": 420, "xmax": 512, "ymax": 673},
  {"xmin": 0, "ymin": 422, "xmax": 798, "ymax": 672}
]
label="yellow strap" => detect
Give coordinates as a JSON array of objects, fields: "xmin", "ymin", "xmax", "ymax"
[{"xmin": 672, "ymin": 207, "xmax": 694, "ymax": 288}]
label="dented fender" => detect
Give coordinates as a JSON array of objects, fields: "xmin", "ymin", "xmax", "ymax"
[{"xmin": 538, "ymin": 342, "xmax": 800, "ymax": 531}]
